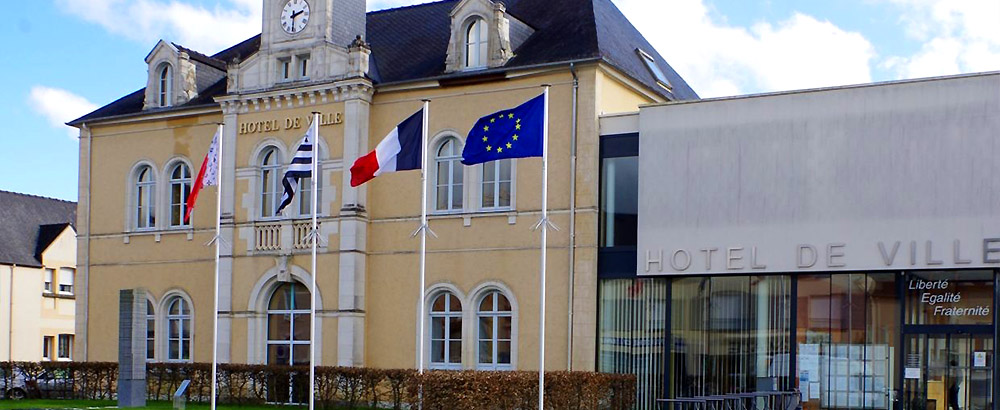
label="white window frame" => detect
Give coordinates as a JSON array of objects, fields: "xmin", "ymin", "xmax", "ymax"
[
  {"xmin": 135, "ymin": 165, "xmax": 157, "ymax": 230},
  {"xmin": 479, "ymin": 159, "xmax": 514, "ymax": 211},
  {"xmin": 57, "ymin": 268, "xmax": 74, "ymax": 295},
  {"xmin": 260, "ymin": 147, "xmax": 283, "ymax": 219},
  {"xmin": 464, "ymin": 18, "xmax": 488, "ymax": 69},
  {"xmin": 158, "ymin": 64, "xmax": 172, "ymax": 107},
  {"xmin": 434, "ymin": 137, "xmax": 465, "ymax": 213},
  {"xmin": 43, "ymin": 269, "xmax": 54, "ymax": 293},
  {"xmin": 279, "ymin": 58, "xmax": 292, "ymax": 81},
  {"xmin": 146, "ymin": 299, "xmax": 157, "ymax": 362},
  {"xmin": 165, "ymin": 296, "xmax": 193, "ymax": 362},
  {"xmin": 429, "ymin": 292, "xmax": 463, "ymax": 370},
  {"xmin": 168, "ymin": 162, "xmax": 192, "ymax": 228},
  {"xmin": 43, "ymin": 336, "xmax": 53, "ymax": 360},
  {"xmin": 297, "ymin": 54, "xmax": 310, "ymax": 79},
  {"xmin": 57, "ymin": 334, "xmax": 72, "ymax": 360},
  {"xmin": 475, "ymin": 290, "xmax": 514, "ymax": 370}
]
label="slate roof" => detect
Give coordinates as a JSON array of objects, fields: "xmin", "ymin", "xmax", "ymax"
[
  {"xmin": 0, "ymin": 191, "xmax": 77, "ymax": 268},
  {"xmin": 71, "ymin": 0, "xmax": 697, "ymax": 125}
]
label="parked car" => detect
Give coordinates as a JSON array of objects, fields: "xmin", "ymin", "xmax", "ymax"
[{"xmin": 1, "ymin": 368, "xmax": 73, "ymax": 399}]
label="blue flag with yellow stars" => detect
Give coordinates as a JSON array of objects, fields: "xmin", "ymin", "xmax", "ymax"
[{"xmin": 461, "ymin": 93, "xmax": 545, "ymax": 165}]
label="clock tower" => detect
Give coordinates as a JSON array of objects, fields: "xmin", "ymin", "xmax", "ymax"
[
  {"xmin": 262, "ymin": 0, "xmax": 366, "ymax": 51},
  {"xmin": 228, "ymin": 0, "xmax": 367, "ymax": 92}
]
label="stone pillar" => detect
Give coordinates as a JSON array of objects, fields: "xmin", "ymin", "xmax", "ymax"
[
  {"xmin": 118, "ymin": 289, "xmax": 147, "ymax": 408},
  {"xmin": 75, "ymin": 124, "xmax": 92, "ymax": 361},
  {"xmin": 217, "ymin": 102, "xmax": 240, "ymax": 363},
  {"xmin": 337, "ymin": 83, "xmax": 372, "ymax": 366}
]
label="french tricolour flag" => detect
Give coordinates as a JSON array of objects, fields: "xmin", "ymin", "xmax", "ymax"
[{"xmin": 350, "ymin": 108, "xmax": 423, "ymax": 187}]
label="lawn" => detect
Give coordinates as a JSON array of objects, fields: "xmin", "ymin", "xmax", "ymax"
[{"xmin": 0, "ymin": 401, "xmax": 310, "ymax": 410}]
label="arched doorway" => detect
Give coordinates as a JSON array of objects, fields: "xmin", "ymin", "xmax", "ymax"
[{"xmin": 266, "ymin": 281, "xmax": 310, "ymax": 404}]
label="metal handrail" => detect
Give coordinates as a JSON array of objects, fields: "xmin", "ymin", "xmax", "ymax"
[{"xmin": 658, "ymin": 390, "xmax": 801, "ymax": 410}]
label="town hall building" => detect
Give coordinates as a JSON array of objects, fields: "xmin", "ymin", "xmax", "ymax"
[{"xmin": 69, "ymin": 0, "xmax": 695, "ymax": 405}]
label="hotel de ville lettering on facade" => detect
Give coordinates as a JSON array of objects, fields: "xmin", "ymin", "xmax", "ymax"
[{"xmin": 69, "ymin": 0, "xmax": 695, "ymax": 387}]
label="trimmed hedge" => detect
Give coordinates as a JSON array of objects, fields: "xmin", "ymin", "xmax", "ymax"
[
  {"xmin": 0, "ymin": 361, "xmax": 635, "ymax": 409},
  {"xmin": 410, "ymin": 371, "xmax": 636, "ymax": 410}
]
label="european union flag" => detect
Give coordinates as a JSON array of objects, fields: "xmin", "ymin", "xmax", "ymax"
[{"xmin": 461, "ymin": 94, "xmax": 545, "ymax": 165}]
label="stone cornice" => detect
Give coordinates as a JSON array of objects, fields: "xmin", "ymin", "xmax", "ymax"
[{"xmin": 216, "ymin": 78, "xmax": 374, "ymax": 115}]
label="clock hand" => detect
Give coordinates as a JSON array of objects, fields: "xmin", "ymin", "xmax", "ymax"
[{"xmin": 291, "ymin": 10, "xmax": 303, "ymax": 19}]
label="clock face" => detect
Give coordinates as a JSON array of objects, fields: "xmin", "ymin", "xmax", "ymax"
[{"xmin": 280, "ymin": 0, "xmax": 310, "ymax": 34}]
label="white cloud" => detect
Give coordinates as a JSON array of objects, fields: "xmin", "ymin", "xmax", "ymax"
[
  {"xmin": 28, "ymin": 86, "xmax": 98, "ymax": 139},
  {"xmin": 613, "ymin": 0, "xmax": 876, "ymax": 98},
  {"xmin": 55, "ymin": 0, "xmax": 262, "ymax": 53},
  {"xmin": 878, "ymin": 0, "xmax": 1000, "ymax": 78}
]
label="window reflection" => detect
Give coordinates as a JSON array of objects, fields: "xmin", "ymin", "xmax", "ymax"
[
  {"xmin": 797, "ymin": 273, "xmax": 898, "ymax": 410},
  {"xmin": 905, "ymin": 271, "xmax": 993, "ymax": 326},
  {"xmin": 598, "ymin": 278, "xmax": 668, "ymax": 409},
  {"xmin": 599, "ymin": 156, "xmax": 638, "ymax": 247},
  {"xmin": 670, "ymin": 276, "xmax": 792, "ymax": 398}
]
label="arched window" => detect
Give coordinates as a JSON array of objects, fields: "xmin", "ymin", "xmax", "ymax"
[
  {"xmin": 476, "ymin": 290, "xmax": 512, "ymax": 370},
  {"xmin": 267, "ymin": 282, "xmax": 311, "ymax": 365},
  {"xmin": 135, "ymin": 166, "xmax": 156, "ymax": 229},
  {"xmin": 260, "ymin": 147, "xmax": 282, "ymax": 218},
  {"xmin": 166, "ymin": 296, "xmax": 192, "ymax": 361},
  {"xmin": 158, "ymin": 64, "xmax": 172, "ymax": 107},
  {"xmin": 465, "ymin": 18, "xmax": 488, "ymax": 69},
  {"xmin": 297, "ymin": 145, "xmax": 321, "ymax": 216},
  {"xmin": 169, "ymin": 163, "xmax": 192, "ymax": 227},
  {"xmin": 430, "ymin": 292, "xmax": 462, "ymax": 369},
  {"xmin": 481, "ymin": 160, "xmax": 512, "ymax": 209},
  {"xmin": 435, "ymin": 138, "xmax": 464, "ymax": 211},
  {"xmin": 146, "ymin": 300, "xmax": 156, "ymax": 361}
]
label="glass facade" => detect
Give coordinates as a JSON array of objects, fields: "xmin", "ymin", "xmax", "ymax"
[
  {"xmin": 596, "ymin": 133, "xmax": 1000, "ymax": 410},
  {"xmin": 599, "ymin": 278, "xmax": 669, "ymax": 406},
  {"xmin": 670, "ymin": 276, "xmax": 792, "ymax": 398},
  {"xmin": 797, "ymin": 273, "xmax": 898, "ymax": 410},
  {"xmin": 596, "ymin": 271, "xmax": 998, "ymax": 410}
]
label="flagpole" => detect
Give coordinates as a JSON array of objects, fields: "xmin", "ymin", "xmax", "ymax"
[
  {"xmin": 309, "ymin": 112, "xmax": 320, "ymax": 410},
  {"xmin": 210, "ymin": 123, "xmax": 223, "ymax": 410},
  {"xmin": 418, "ymin": 100, "xmax": 429, "ymax": 377},
  {"xmin": 538, "ymin": 85, "xmax": 550, "ymax": 410}
]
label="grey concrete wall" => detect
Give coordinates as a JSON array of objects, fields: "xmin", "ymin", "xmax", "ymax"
[{"xmin": 636, "ymin": 72, "xmax": 1000, "ymax": 275}]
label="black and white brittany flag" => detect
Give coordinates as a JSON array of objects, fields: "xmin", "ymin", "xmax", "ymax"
[{"xmin": 276, "ymin": 119, "xmax": 318, "ymax": 215}]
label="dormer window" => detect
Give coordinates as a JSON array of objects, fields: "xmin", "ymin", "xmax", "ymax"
[
  {"xmin": 637, "ymin": 49, "xmax": 673, "ymax": 92},
  {"xmin": 158, "ymin": 64, "xmax": 172, "ymax": 106},
  {"xmin": 465, "ymin": 18, "xmax": 488, "ymax": 69}
]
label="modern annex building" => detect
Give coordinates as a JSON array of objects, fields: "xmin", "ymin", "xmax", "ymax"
[
  {"xmin": 69, "ymin": 0, "xmax": 695, "ymax": 400},
  {"xmin": 599, "ymin": 72, "xmax": 1000, "ymax": 410},
  {"xmin": 0, "ymin": 191, "xmax": 77, "ymax": 363}
]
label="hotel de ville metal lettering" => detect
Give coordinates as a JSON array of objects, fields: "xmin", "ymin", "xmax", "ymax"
[{"xmin": 238, "ymin": 112, "xmax": 343, "ymax": 135}]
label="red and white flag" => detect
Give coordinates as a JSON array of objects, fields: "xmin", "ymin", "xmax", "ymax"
[{"xmin": 185, "ymin": 130, "xmax": 221, "ymax": 223}]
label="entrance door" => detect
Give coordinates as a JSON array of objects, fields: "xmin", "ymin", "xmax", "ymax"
[{"xmin": 903, "ymin": 334, "xmax": 993, "ymax": 410}]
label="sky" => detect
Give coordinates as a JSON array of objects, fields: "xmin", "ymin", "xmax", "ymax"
[{"xmin": 0, "ymin": 0, "xmax": 997, "ymax": 202}]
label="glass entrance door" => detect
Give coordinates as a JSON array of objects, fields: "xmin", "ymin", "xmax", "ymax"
[{"xmin": 903, "ymin": 334, "xmax": 993, "ymax": 410}]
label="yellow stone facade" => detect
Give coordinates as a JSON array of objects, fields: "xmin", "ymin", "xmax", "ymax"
[{"xmin": 75, "ymin": 62, "xmax": 660, "ymax": 372}]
